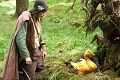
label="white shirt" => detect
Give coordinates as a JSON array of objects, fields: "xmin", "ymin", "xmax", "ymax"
[{"xmin": 34, "ymin": 25, "xmax": 41, "ymax": 48}]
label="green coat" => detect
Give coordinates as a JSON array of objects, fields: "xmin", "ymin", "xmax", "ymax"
[
  {"xmin": 16, "ymin": 22, "xmax": 45, "ymax": 60},
  {"xmin": 2, "ymin": 11, "xmax": 46, "ymax": 80},
  {"xmin": 2, "ymin": 11, "xmax": 30, "ymax": 80}
]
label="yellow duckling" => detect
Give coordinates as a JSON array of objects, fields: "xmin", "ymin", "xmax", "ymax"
[{"xmin": 70, "ymin": 50, "xmax": 97, "ymax": 75}]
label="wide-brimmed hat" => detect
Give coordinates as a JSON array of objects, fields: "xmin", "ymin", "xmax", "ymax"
[{"xmin": 29, "ymin": 0, "xmax": 48, "ymax": 13}]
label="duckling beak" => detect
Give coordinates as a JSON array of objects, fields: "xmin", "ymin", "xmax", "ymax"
[
  {"xmin": 70, "ymin": 62, "xmax": 77, "ymax": 67},
  {"xmin": 93, "ymin": 53, "xmax": 95, "ymax": 56}
]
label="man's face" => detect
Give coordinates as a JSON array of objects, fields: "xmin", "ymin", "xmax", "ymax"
[{"xmin": 39, "ymin": 11, "xmax": 46, "ymax": 17}]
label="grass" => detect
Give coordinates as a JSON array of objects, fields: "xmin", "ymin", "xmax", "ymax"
[
  {"xmin": 0, "ymin": 0, "xmax": 97, "ymax": 69},
  {"xmin": 0, "ymin": 15, "xmax": 16, "ymax": 60},
  {"xmin": 0, "ymin": 0, "xmax": 99, "ymax": 57},
  {"xmin": 41, "ymin": 3, "xmax": 98, "ymax": 54}
]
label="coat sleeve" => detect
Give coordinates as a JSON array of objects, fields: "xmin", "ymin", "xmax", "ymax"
[
  {"xmin": 41, "ymin": 45, "xmax": 46, "ymax": 51},
  {"xmin": 16, "ymin": 21, "xmax": 30, "ymax": 59}
]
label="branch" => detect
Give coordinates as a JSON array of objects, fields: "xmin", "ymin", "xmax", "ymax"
[
  {"xmin": 81, "ymin": 0, "xmax": 90, "ymax": 18},
  {"xmin": 70, "ymin": 0, "xmax": 77, "ymax": 12}
]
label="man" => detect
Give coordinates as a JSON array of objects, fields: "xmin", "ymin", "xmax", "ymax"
[{"xmin": 2, "ymin": 0, "xmax": 48, "ymax": 80}]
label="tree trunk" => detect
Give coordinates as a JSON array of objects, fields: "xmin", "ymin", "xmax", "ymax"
[
  {"xmin": 14, "ymin": 0, "xmax": 29, "ymax": 17},
  {"xmin": 82, "ymin": 0, "xmax": 120, "ymax": 75}
]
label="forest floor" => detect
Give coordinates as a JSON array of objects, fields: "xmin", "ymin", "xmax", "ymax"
[{"xmin": 35, "ymin": 53, "xmax": 120, "ymax": 80}]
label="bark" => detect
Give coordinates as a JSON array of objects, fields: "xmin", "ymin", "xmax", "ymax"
[{"xmin": 14, "ymin": 0, "xmax": 29, "ymax": 17}]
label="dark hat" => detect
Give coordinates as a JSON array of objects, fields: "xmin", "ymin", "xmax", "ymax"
[{"xmin": 29, "ymin": 0, "xmax": 48, "ymax": 13}]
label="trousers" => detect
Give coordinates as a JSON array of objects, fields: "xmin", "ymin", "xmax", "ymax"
[{"xmin": 19, "ymin": 49, "xmax": 45, "ymax": 80}]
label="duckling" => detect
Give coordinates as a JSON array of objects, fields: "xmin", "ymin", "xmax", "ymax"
[{"xmin": 70, "ymin": 50, "xmax": 97, "ymax": 75}]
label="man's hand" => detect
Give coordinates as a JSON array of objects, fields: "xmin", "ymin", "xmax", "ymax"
[
  {"xmin": 25, "ymin": 57, "xmax": 32, "ymax": 64},
  {"xmin": 42, "ymin": 50, "xmax": 46, "ymax": 58}
]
